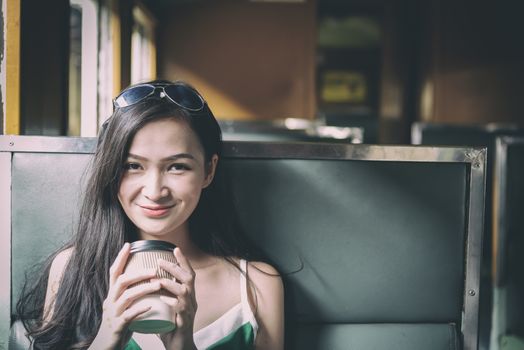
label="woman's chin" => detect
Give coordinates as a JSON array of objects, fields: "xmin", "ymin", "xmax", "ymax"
[
  {"xmin": 137, "ymin": 228, "xmax": 180, "ymax": 242},
  {"xmin": 138, "ymin": 230, "xmax": 170, "ymax": 240},
  {"xmin": 135, "ymin": 220, "xmax": 187, "ymax": 241}
]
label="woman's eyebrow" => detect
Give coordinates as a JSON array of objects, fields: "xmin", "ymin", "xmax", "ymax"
[
  {"xmin": 128, "ymin": 153, "xmax": 196, "ymax": 161},
  {"xmin": 162, "ymin": 153, "xmax": 196, "ymax": 161}
]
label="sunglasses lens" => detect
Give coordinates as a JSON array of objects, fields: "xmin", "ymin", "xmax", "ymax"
[
  {"xmin": 115, "ymin": 85, "xmax": 155, "ymax": 108},
  {"xmin": 164, "ymin": 84, "xmax": 204, "ymax": 111}
]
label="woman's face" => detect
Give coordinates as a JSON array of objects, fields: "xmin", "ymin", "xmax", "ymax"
[{"xmin": 118, "ymin": 117, "xmax": 217, "ymax": 241}]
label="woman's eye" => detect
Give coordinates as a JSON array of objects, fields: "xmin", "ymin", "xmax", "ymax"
[
  {"xmin": 168, "ymin": 163, "xmax": 190, "ymax": 172},
  {"xmin": 124, "ymin": 162, "xmax": 142, "ymax": 171}
]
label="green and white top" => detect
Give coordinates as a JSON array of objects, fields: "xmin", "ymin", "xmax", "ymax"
[{"xmin": 125, "ymin": 259, "xmax": 258, "ymax": 350}]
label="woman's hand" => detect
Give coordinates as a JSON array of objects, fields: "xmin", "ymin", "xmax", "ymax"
[
  {"xmin": 90, "ymin": 243, "xmax": 162, "ymax": 350},
  {"xmin": 158, "ymin": 247, "xmax": 198, "ymax": 350}
]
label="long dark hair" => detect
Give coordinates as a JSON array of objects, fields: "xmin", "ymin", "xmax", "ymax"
[{"xmin": 16, "ymin": 80, "xmax": 263, "ymax": 349}]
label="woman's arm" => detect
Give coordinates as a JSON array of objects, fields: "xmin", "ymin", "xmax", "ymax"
[{"xmin": 249, "ymin": 262, "xmax": 284, "ymax": 350}]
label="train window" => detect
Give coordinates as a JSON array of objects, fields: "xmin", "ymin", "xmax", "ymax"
[
  {"xmin": 131, "ymin": 4, "xmax": 156, "ymax": 84},
  {"xmin": 96, "ymin": 1, "xmax": 117, "ymax": 127},
  {"xmin": 68, "ymin": 5, "xmax": 82, "ymax": 136},
  {"xmin": 68, "ymin": 0, "xmax": 99, "ymax": 136}
]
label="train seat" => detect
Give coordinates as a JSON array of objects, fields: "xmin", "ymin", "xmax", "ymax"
[
  {"xmin": 491, "ymin": 136, "xmax": 524, "ymax": 349},
  {"xmin": 0, "ymin": 136, "xmax": 485, "ymax": 350}
]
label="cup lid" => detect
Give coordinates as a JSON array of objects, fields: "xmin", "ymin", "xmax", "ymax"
[{"xmin": 130, "ymin": 240, "xmax": 176, "ymax": 253}]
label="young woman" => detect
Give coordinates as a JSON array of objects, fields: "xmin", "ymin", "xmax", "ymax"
[{"xmin": 16, "ymin": 80, "xmax": 284, "ymax": 349}]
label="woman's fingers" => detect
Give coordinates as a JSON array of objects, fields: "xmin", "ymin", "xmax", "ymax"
[
  {"xmin": 121, "ymin": 304, "xmax": 152, "ymax": 324},
  {"xmin": 109, "ymin": 243, "xmax": 131, "ymax": 286},
  {"xmin": 174, "ymin": 247, "xmax": 195, "ymax": 279},
  {"xmin": 155, "ymin": 249, "xmax": 199, "ymax": 345},
  {"xmin": 158, "ymin": 278, "xmax": 187, "ymax": 296},
  {"xmin": 101, "ymin": 280, "xmax": 161, "ymax": 335},
  {"xmin": 158, "ymin": 248, "xmax": 195, "ymax": 284},
  {"xmin": 158, "ymin": 278, "xmax": 197, "ymax": 317},
  {"xmin": 113, "ymin": 269, "xmax": 158, "ymax": 293},
  {"xmin": 157, "ymin": 249, "xmax": 197, "ymax": 316},
  {"xmin": 108, "ymin": 268, "xmax": 157, "ymax": 302},
  {"xmin": 158, "ymin": 259, "xmax": 192, "ymax": 284},
  {"xmin": 104, "ymin": 304, "xmax": 152, "ymax": 335},
  {"xmin": 115, "ymin": 280, "xmax": 161, "ymax": 314},
  {"xmin": 159, "ymin": 295, "xmax": 178, "ymax": 307}
]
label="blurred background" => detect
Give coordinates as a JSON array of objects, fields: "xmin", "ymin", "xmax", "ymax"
[{"xmin": 1, "ymin": 0, "xmax": 522, "ymax": 143}]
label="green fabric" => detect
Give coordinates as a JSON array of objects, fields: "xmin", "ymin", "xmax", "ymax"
[
  {"xmin": 206, "ymin": 322, "xmax": 254, "ymax": 350},
  {"xmin": 124, "ymin": 322, "xmax": 254, "ymax": 350},
  {"xmin": 125, "ymin": 338, "xmax": 142, "ymax": 350}
]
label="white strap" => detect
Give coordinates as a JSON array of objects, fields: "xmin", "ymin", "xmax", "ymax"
[
  {"xmin": 132, "ymin": 333, "xmax": 165, "ymax": 349},
  {"xmin": 239, "ymin": 259, "xmax": 248, "ymax": 307},
  {"xmin": 238, "ymin": 259, "xmax": 259, "ymax": 337}
]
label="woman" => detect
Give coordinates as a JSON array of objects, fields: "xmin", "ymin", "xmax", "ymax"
[{"xmin": 16, "ymin": 80, "xmax": 284, "ymax": 349}]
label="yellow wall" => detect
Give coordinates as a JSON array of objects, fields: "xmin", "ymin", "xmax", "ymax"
[
  {"xmin": 158, "ymin": 0, "xmax": 316, "ymax": 121},
  {"xmin": 3, "ymin": 0, "xmax": 21, "ymax": 134}
]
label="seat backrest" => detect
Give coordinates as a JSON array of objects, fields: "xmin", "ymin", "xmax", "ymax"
[
  {"xmin": 219, "ymin": 119, "xmax": 363, "ymax": 144},
  {"xmin": 0, "ymin": 136, "xmax": 485, "ymax": 350},
  {"xmin": 492, "ymin": 136, "xmax": 524, "ymax": 343},
  {"xmin": 411, "ymin": 121, "xmax": 524, "ymax": 250},
  {"xmin": 411, "ymin": 122, "xmax": 524, "ymax": 348},
  {"xmin": 322, "ymin": 113, "xmax": 379, "ymax": 143}
]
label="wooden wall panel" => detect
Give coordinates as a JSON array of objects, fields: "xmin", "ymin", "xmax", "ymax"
[
  {"xmin": 157, "ymin": 0, "xmax": 316, "ymax": 120},
  {"xmin": 420, "ymin": 0, "xmax": 524, "ymax": 125}
]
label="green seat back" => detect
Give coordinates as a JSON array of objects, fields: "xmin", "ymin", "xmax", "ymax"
[
  {"xmin": 492, "ymin": 136, "xmax": 524, "ymax": 342},
  {"xmin": 0, "ymin": 136, "xmax": 485, "ymax": 350}
]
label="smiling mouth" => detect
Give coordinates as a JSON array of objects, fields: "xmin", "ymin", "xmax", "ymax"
[{"xmin": 139, "ymin": 204, "xmax": 175, "ymax": 217}]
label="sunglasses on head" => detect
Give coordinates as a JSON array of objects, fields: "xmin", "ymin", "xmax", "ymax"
[{"xmin": 113, "ymin": 82, "xmax": 206, "ymax": 112}]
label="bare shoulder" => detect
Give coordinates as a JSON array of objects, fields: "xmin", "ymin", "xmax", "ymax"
[
  {"xmin": 247, "ymin": 261, "xmax": 284, "ymax": 308},
  {"xmin": 44, "ymin": 247, "xmax": 73, "ymax": 319},
  {"xmin": 247, "ymin": 261, "xmax": 283, "ymax": 290},
  {"xmin": 246, "ymin": 261, "xmax": 285, "ymax": 349},
  {"xmin": 49, "ymin": 247, "xmax": 73, "ymax": 278},
  {"xmin": 246, "ymin": 261, "xmax": 284, "ymax": 311}
]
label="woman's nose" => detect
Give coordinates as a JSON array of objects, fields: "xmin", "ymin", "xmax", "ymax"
[{"xmin": 142, "ymin": 171, "xmax": 168, "ymax": 201}]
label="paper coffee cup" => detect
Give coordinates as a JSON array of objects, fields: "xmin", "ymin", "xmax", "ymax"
[{"xmin": 124, "ymin": 240, "xmax": 177, "ymax": 334}]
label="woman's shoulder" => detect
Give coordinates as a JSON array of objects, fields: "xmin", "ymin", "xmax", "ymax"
[
  {"xmin": 216, "ymin": 257, "xmax": 283, "ymax": 297},
  {"xmin": 245, "ymin": 260, "xmax": 285, "ymax": 349},
  {"xmin": 245, "ymin": 260, "xmax": 283, "ymax": 299},
  {"xmin": 49, "ymin": 247, "xmax": 74, "ymax": 275},
  {"xmin": 48, "ymin": 247, "xmax": 74, "ymax": 292},
  {"xmin": 246, "ymin": 260, "xmax": 280, "ymax": 277},
  {"xmin": 44, "ymin": 247, "xmax": 74, "ymax": 319}
]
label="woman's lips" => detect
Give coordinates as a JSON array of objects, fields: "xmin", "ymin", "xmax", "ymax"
[{"xmin": 139, "ymin": 204, "xmax": 174, "ymax": 217}]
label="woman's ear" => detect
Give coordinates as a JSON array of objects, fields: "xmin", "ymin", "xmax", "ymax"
[{"xmin": 202, "ymin": 154, "xmax": 219, "ymax": 188}]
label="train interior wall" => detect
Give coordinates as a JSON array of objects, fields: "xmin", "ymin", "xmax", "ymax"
[{"xmin": 2, "ymin": 0, "xmax": 523, "ymax": 139}]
